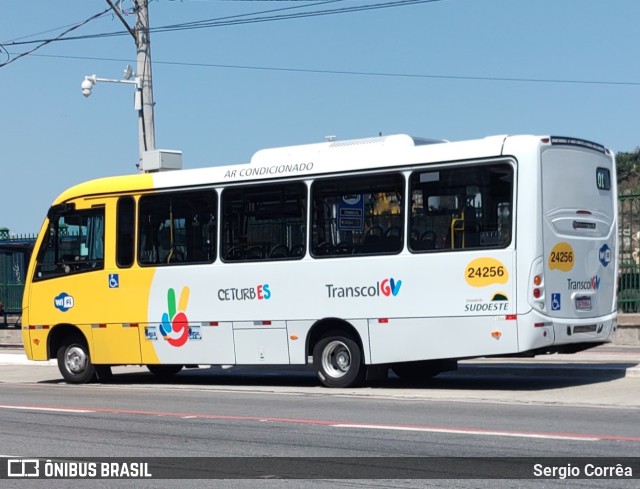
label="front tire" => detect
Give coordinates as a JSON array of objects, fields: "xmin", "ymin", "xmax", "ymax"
[
  {"xmin": 57, "ymin": 338, "xmax": 96, "ymax": 384},
  {"xmin": 313, "ymin": 334, "xmax": 365, "ymax": 388}
]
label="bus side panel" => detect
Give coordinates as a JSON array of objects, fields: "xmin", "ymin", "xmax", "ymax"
[
  {"xmin": 91, "ymin": 325, "xmax": 142, "ymax": 364},
  {"xmin": 142, "ymin": 320, "xmax": 236, "ymax": 365},
  {"xmin": 23, "ymin": 327, "xmax": 49, "ymax": 361},
  {"xmin": 21, "ymin": 307, "xmax": 34, "ymax": 360},
  {"xmin": 287, "ymin": 320, "xmax": 314, "ymax": 365},
  {"xmin": 365, "ymin": 248, "xmax": 516, "ymax": 363},
  {"xmin": 368, "ymin": 316, "xmax": 518, "ymax": 364},
  {"xmin": 233, "ymin": 322, "xmax": 289, "ymax": 364},
  {"xmin": 27, "ymin": 272, "xmax": 105, "ymax": 358}
]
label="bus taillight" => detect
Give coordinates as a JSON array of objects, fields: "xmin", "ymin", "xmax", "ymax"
[{"xmin": 533, "ymin": 274, "xmax": 544, "ymax": 301}]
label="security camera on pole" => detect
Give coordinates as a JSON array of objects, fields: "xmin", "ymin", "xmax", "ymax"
[{"xmin": 80, "ymin": 0, "xmax": 181, "ymax": 172}]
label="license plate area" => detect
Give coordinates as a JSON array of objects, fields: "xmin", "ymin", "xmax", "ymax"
[
  {"xmin": 575, "ymin": 295, "xmax": 592, "ymax": 311},
  {"xmin": 573, "ymin": 324, "xmax": 597, "ymax": 334}
]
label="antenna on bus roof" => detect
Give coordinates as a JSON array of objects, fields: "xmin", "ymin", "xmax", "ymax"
[{"xmin": 325, "ymin": 135, "xmax": 337, "ymax": 142}]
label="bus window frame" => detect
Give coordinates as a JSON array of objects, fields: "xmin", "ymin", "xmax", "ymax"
[
  {"xmin": 137, "ymin": 189, "xmax": 218, "ymax": 267},
  {"xmin": 116, "ymin": 196, "xmax": 136, "ymax": 269},
  {"xmin": 220, "ymin": 181, "xmax": 308, "ymax": 263},
  {"xmin": 33, "ymin": 205, "xmax": 106, "ymax": 281},
  {"xmin": 310, "ymin": 171, "xmax": 405, "ymax": 259},
  {"xmin": 408, "ymin": 161, "xmax": 514, "ymax": 253}
]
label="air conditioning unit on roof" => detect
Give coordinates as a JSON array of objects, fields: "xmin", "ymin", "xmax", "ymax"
[{"xmin": 141, "ymin": 150, "xmax": 182, "ymax": 172}]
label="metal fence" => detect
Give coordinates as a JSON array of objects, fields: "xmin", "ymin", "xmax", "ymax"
[
  {"xmin": 619, "ymin": 194, "xmax": 640, "ymax": 312},
  {"xmin": 0, "ymin": 233, "xmax": 37, "ymax": 319}
]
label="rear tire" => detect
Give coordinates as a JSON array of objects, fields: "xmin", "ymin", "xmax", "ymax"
[
  {"xmin": 57, "ymin": 338, "xmax": 96, "ymax": 384},
  {"xmin": 313, "ymin": 334, "xmax": 365, "ymax": 388},
  {"xmin": 147, "ymin": 364, "xmax": 183, "ymax": 378}
]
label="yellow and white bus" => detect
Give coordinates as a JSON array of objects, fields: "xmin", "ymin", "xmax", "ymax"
[{"xmin": 22, "ymin": 134, "xmax": 618, "ymax": 387}]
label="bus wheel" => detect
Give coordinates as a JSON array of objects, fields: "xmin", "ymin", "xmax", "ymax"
[
  {"xmin": 313, "ymin": 334, "xmax": 365, "ymax": 388},
  {"xmin": 147, "ymin": 365, "xmax": 183, "ymax": 378},
  {"xmin": 57, "ymin": 338, "xmax": 96, "ymax": 384}
]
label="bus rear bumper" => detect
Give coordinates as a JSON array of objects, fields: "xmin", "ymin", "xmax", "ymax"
[
  {"xmin": 551, "ymin": 314, "xmax": 616, "ymax": 346},
  {"xmin": 518, "ymin": 310, "xmax": 616, "ymax": 354}
]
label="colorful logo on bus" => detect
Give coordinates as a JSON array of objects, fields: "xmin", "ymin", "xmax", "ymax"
[
  {"xmin": 218, "ymin": 284, "xmax": 271, "ymax": 301},
  {"xmin": 599, "ymin": 244, "xmax": 611, "ymax": 267},
  {"xmin": 159, "ymin": 287, "xmax": 190, "ymax": 347},
  {"xmin": 464, "ymin": 258, "xmax": 508, "ymax": 287},
  {"xmin": 325, "ymin": 277, "xmax": 401, "ymax": 299},
  {"xmin": 548, "ymin": 242, "xmax": 574, "ymax": 272},
  {"xmin": 54, "ymin": 292, "xmax": 74, "ymax": 312},
  {"xmin": 464, "ymin": 293, "xmax": 509, "ymax": 313},
  {"xmin": 567, "ymin": 276, "xmax": 600, "ymax": 291}
]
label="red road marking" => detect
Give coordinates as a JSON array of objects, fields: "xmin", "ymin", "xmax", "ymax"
[{"xmin": 1, "ymin": 403, "xmax": 640, "ymax": 443}]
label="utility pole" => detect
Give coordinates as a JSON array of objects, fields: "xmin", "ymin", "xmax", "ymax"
[
  {"xmin": 134, "ymin": 0, "xmax": 155, "ymax": 156},
  {"xmin": 104, "ymin": 0, "xmax": 155, "ymax": 161},
  {"xmin": 94, "ymin": 1, "xmax": 179, "ymax": 171}
]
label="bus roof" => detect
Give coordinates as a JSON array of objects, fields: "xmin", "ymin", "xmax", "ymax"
[{"xmin": 51, "ymin": 134, "xmax": 572, "ymax": 205}]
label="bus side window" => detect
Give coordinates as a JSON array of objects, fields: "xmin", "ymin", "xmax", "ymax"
[
  {"xmin": 138, "ymin": 190, "xmax": 217, "ymax": 266},
  {"xmin": 221, "ymin": 182, "xmax": 307, "ymax": 262},
  {"xmin": 409, "ymin": 163, "xmax": 513, "ymax": 253},
  {"xmin": 310, "ymin": 172, "xmax": 404, "ymax": 258},
  {"xmin": 116, "ymin": 197, "xmax": 135, "ymax": 268}
]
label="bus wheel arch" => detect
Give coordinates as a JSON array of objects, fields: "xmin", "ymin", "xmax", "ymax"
[
  {"xmin": 308, "ymin": 318, "xmax": 366, "ymax": 388},
  {"xmin": 49, "ymin": 324, "xmax": 96, "ymax": 384}
]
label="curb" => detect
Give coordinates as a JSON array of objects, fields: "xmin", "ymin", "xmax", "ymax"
[
  {"xmin": 0, "ymin": 353, "xmax": 56, "ymax": 366},
  {"xmin": 456, "ymin": 363, "xmax": 640, "ymax": 378}
]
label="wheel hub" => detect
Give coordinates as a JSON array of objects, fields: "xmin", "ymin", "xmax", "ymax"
[
  {"xmin": 322, "ymin": 340, "xmax": 351, "ymax": 378},
  {"xmin": 66, "ymin": 346, "xmax": 88, "ymax": 374}
]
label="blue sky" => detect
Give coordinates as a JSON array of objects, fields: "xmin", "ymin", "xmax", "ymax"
[{"xmin": 1, "ymin": 0, "xmax": 638, "ymax": 234}]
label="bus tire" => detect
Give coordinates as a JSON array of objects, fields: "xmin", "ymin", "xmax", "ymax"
[
  {"xmin": 147, "ymin": 364, "xmax": 183, "ymax": 378},
  {"xmin": 313, "ymin": 334, "xmax": 365, "ymax": 388},
  {"xmin": 56, "ymin": 338, "xmax": 96, "ymax": 384}
]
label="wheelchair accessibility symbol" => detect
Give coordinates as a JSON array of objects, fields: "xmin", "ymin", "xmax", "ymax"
[
  {"xmin": 551, "ymin": 293, "xmax": 561, "ymax": 311},
  {"xmin": 109, "ymin": 274, "xmax": 120, "ymax": 289}
]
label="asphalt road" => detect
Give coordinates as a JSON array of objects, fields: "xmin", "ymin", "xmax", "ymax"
[{"xmin": 1, "ymin": 348, "xmax": 639, "ymax": 488}]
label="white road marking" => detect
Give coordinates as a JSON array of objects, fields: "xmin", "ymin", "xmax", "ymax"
[
  {"xmin": 332, "ymin": 423, "xmax": 601, "ymax": 441},
  {"xmin": 0, "ymin": 404, "xmax": 94, "ymax": 413}
]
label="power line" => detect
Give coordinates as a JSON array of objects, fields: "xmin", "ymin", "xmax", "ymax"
[
  {"xmin": 154, "ymin": 0, "xmax": 440, "ymax": 33},
  {"xmin": 0, "ymin": 8, "xmax": 112, "ymax": 68},
  {"xmin": 23, "ymin": 52, "xmax": 640, "ymax": 87},
  {"xmin": 4, "ymin": 0, "xmax": 443, "ymax": 45}
]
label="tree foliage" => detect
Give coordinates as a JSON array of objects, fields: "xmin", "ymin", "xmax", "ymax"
[{"xmin": 617, "ymin": 148, "xmax": 640, "ymax": 195}]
